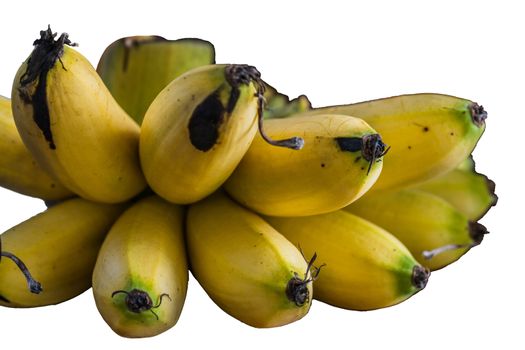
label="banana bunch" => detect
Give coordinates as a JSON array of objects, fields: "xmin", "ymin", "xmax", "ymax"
[{"xmin": 0, "ymin": 26, "xmax": 496, "ymax": 339}]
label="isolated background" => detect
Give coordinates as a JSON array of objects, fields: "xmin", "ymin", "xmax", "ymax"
[{"xmin": 0, "ymin": 1, "xmax": 523, "ymax": 349}]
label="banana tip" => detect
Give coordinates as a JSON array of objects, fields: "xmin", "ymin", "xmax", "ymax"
[
  {"xmin": 412, "ymin": 265, "xmax": 430, "ymax": 290},
  {"xmin": 469, "ymin": 103, "xmax": 487, "ymax": 127}
]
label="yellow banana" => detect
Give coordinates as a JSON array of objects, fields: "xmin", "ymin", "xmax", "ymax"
[
  {"xmin": 265, "ymin": 210, "xmax": 430, "ymax": 310},
  {"xmin": 0, "ymin": 197, "xmax": 126, "ymax": 307},
  {"xmin": 11, "ymin": 27, "xmax": 146, "ymax": 203},
  {"xmin": 140, "ymin": 64, "xmax": 302, "ymax": 204},
  {"xmin": 413, "ymin": 165, "xmax": 497, "ymax": 221},
  {"xmin": 302, "ymin": 93, "xmax": 487, "ymax": 191},
  {"xmin": 97, "ymin": 35, "xmax": 215, "ymax": 124},
  {"xmin": 224, "ymin": 114, "xmax": 387, "ymax": 216},
  {"xmin": 92, "ymin": 195, "xmax": 188, "ymax": 338},
  {"xmin": 345, "ymin": 189, "xmax": 488, "ymax": 271},
  {"xmin": 0, "ymin": 95, "xmax": 72, "ymax": 200},
  {"xmin": 186, "ymin": 191, "xmax": 314, "ymax": 328}
]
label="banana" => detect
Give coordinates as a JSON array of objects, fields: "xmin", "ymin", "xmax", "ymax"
[
  {"xmin": 413, "ymin": 165, "xmax": 497, "ymax": 221},
  {"xmin": 97, "ymin": 35, "xmax": 215, "ymax": 124},
  {"xmin": 345, "ymin": 189, "xmax": 488, "ymax": 271},
  {"xmin": 302, "ymin": 93, "xmax": 487, "ymax": 191},
  {"xmin": 0, "ymin": 197, "xmax": 126, "ymax": 307},
  {"xmin": 262, "ymin": 82, "xmax": 311, "ymax": 119},
  {"xmin": 186, "ymin": 191, "xmax": 314, "ymax": 328},
  {"xmin": 224, "ymin": 114, "xmax": 387, "ymax": 217},
  {"xmin": 92, "ymin": 195, "xmax": 188, "ymax": 338},
  {"xmin": 140, "ymin": 64, "xmax": 302, "ymax": 204},
  {"xmin": 11, "ymin": 26, "xmax": 146, "ymax": 203},
  {"xmin": 265, "ymin": 210, "xmax": 430, "ymax": 310},
  {"xmin": 0, "ymin": 95, "xmax": 72, "ymax": 200}
]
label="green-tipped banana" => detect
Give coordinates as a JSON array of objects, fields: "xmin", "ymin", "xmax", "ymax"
[
  {"xmin": 11, "ymin": 27, "xmax": 146, "ymax": 203},
  {"xmin": 0, "ymin": 95, "xmax": 72, "ymax": 200},
  {"xmin": 0, "ymin": 198, "xmax": 126, "ymax": 307},
  {"xmin": 97, "ymin": 35, "xmax": 215, "ymax": 124},
  {"xmin": 346, "ymin": 189, "xmax": 488, "ymax": 271},
  {"xmin": 224, "ymin": 114, "xmax": 387, "ymax": 217},
  {"xmin": 413, "ymin": 165, "xmax": 497, "ymax": 221},
  {"xmin": 140, "ymin": 64, "xmax": 303, "ymax": 204},
  {"xmin": 92, "ymin": 196, "xmax": 188, "ymax": 338},
  {"xmin": 265, "ymin": 210, "xmax": 430, "ymax": 310},
  {"xmin": 302, "ymin": 93, "xmax": 487, "ymax": 191},
  {"xmin": 186, "ymin": 191, "xmax": 313, "ymax": 328}
]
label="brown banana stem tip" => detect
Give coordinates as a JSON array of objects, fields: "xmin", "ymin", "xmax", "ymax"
[
  {"xmin": 112, "ymin": 289, "xmax": 171, "ymax": 320},
  {"xmin": 469, "ymin": 102, "xmax": 487, "ymax": 127},
  {"xmin": 225, "ymin": 64, "xmax": 304, "ymax": 150},
  {"xmin": 469, "ymin": 221, "xmax": 489, "ymax": 245},
  {"xmin": 285, "ymin": 253, "xmax": 323, "ymax": 307},
  {"xmin": 0, "ymin": 251, "xmax": 42, "ymax": 294},
  {"xmin": 412, "ymin": 265, "xmax": 430, "ymax": 290},
  {"xmin": 422, "ymin": 222, "xmax": 488, "ymax": 260}
]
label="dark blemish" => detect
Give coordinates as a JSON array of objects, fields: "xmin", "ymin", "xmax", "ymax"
[
  {"xmin": 450, "ymin": 132, "xmax": 455, "ymax": 136},
  {"xmin": 18, "ymin": 26, "xmax": 77, "ymax": 150},
  {"xmin": 320, "ymin": 163, "xmax": 325, "ymax": 168},
  {"xmin": 188, "ymin": 90, "xmax": 225, "ymax": 152},
  {"xmin": 469, "ymin": 102, "xmax": 487, "ymax": 127},
  {"xmin": 335, "ymin": 137, "xmax": 363, "ymax": 152},
  {"xmin": 191, "ymin": 94, "xmax": 195, "ymax": 101},
  {"xmin": 423, "ymin": 126, "xmax": 429, "ymax": 132},
  {"xmin": 408, "ymin": 145, "xmax": 412, "ymax": 150},
  {"xmin": 226, "ymin": 86, "xmax": 240, "ymax": 114},
  {"xmin": 361, "ymin": 167, "xmax": 365, "ymax": 170},
  {"xmin": 354, "ymin": 156, "xmax": 361, "ymax": 163},
  {"xmin": 337, "ymin": 134, "xmax": 389, "ymax": 174},
  {"xmin": 50, "ymin": 183, "xmax": 55, "ymax": 188}
]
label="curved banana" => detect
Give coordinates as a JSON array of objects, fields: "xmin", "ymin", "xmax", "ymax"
[
  {"xmin": 0, "ymin": 197, "xmax": 126, "ymax": 307},
  {"xmin": 186, "ymin": 191, "xmax": 313, "ymax": 328},
  {"xmin": 92, "ymin": 195, "xmax": 188, "ymax": 338},
  {"xmin": 11, "ymin": 27, "xmax": 146, "ymax": 203},
  {"xmin": 97, "ymin": 35, "xmax": 215, "ymax": 124},
  {"xmin": 0, "ymin": 95, "xmax": 72, "ymax": 200},
  {"xmin": 413, "ymin": 166, "xmax": 497, "ymax": 221},
  {"xmin": 140, "ymin": 64, "xmax": 302, "ymax": 204},
  {"xmin": 265, "ymin": 210, "xmax": 430, "ymax": 310},
  {"xmin": 302, "ymin": 93, "xmax": 487, "ymax": 191},
  {"xmin": 224, "ymin": 114, "xmax": 387, "ymax": 217},
  {"xmin": 345, "ymin": 189, "xmax": 488, "ymax": 271}
]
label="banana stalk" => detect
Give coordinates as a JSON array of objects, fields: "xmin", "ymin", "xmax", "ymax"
[{"xmin": 97, "ymin": 35, "xmax": 215, "ymax": 124}]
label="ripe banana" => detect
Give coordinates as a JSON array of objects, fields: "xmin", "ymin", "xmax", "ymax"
[
  {"xmin": 140, "ymin": 64, "xmax": 302, "ymax": 204},
  {"xmin": 0, "ymin": 95, "xmax": 72, "ymax": 200},
  {"xmin": 186, "ymin": 191, "xmax": 314, "ymax": 328},
  {"xmin": 0, "ymin": 197, "xmax": 126, "ymax": 307},
  {"xmin": 265, "ymin": 210, "xmax": 430, "ymax": 310},
  {"xmin": 92, "ymin": 195, "xmax": 188, "ymax": 338},
  {"xmin": 345, "ymin": 189, "xmax": 488, "ymax": 271},
  {"xmin": 97, "ymin": 35, "xmax": 215, "ymax": 124},
  {"xmin": 11, "ymin": 27, "xmax": 146, "ymax": 203},
  {"xmin": 413, "ymin": 165, "xmax": 497, "ymax": 221},
  {"xmin": 302, "ymin": 93, "xmax": 487, "ymax": 191},
  {"xmin": 224, "ymin": 114, "xmax": 387, "ymax": 217}
]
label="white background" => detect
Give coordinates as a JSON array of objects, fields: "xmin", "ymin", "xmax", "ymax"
[{"xmin": 0, "ymin": 0, "xmax": 523, "ymax": 349}]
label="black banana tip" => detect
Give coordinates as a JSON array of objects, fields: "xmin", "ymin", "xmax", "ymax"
[
  {"xmin": 412, "ymin": 265, "xmax": 431, "ymax": 290},
  {"xmin": 469, "ymin": 221, "xmax": 489, "ymax": 245},
  {"xmin": 469, "ymin": 103, "xmax": 487, "ymax": 127}
]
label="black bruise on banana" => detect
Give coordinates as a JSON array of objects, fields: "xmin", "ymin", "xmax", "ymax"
[
  {"xmin": 18, "ymin": 26, "xmax": 77, "ymax": 150},
  {"xmin": 335, "ymin": 134, "xmax": 389, "ymax": 175},
  {"xmin": 188, "ymin": 90, "xmax": 225, "ymax": 152}
]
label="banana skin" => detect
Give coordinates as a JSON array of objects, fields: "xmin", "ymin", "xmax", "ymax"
[
  {"xmin": 186, "ymin": 191, "xmax": 313, "ymax": 328},
  {"xmin": 0, "ymin": 197, "xmax": 126, "ymax": 307},
  {"xmin": 92, "ymin": 196, "xmax": 188, "ymax": 338},
  {"xmin": 11, "ymin": 27, "xmax": 146, "ymax": 203}
]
